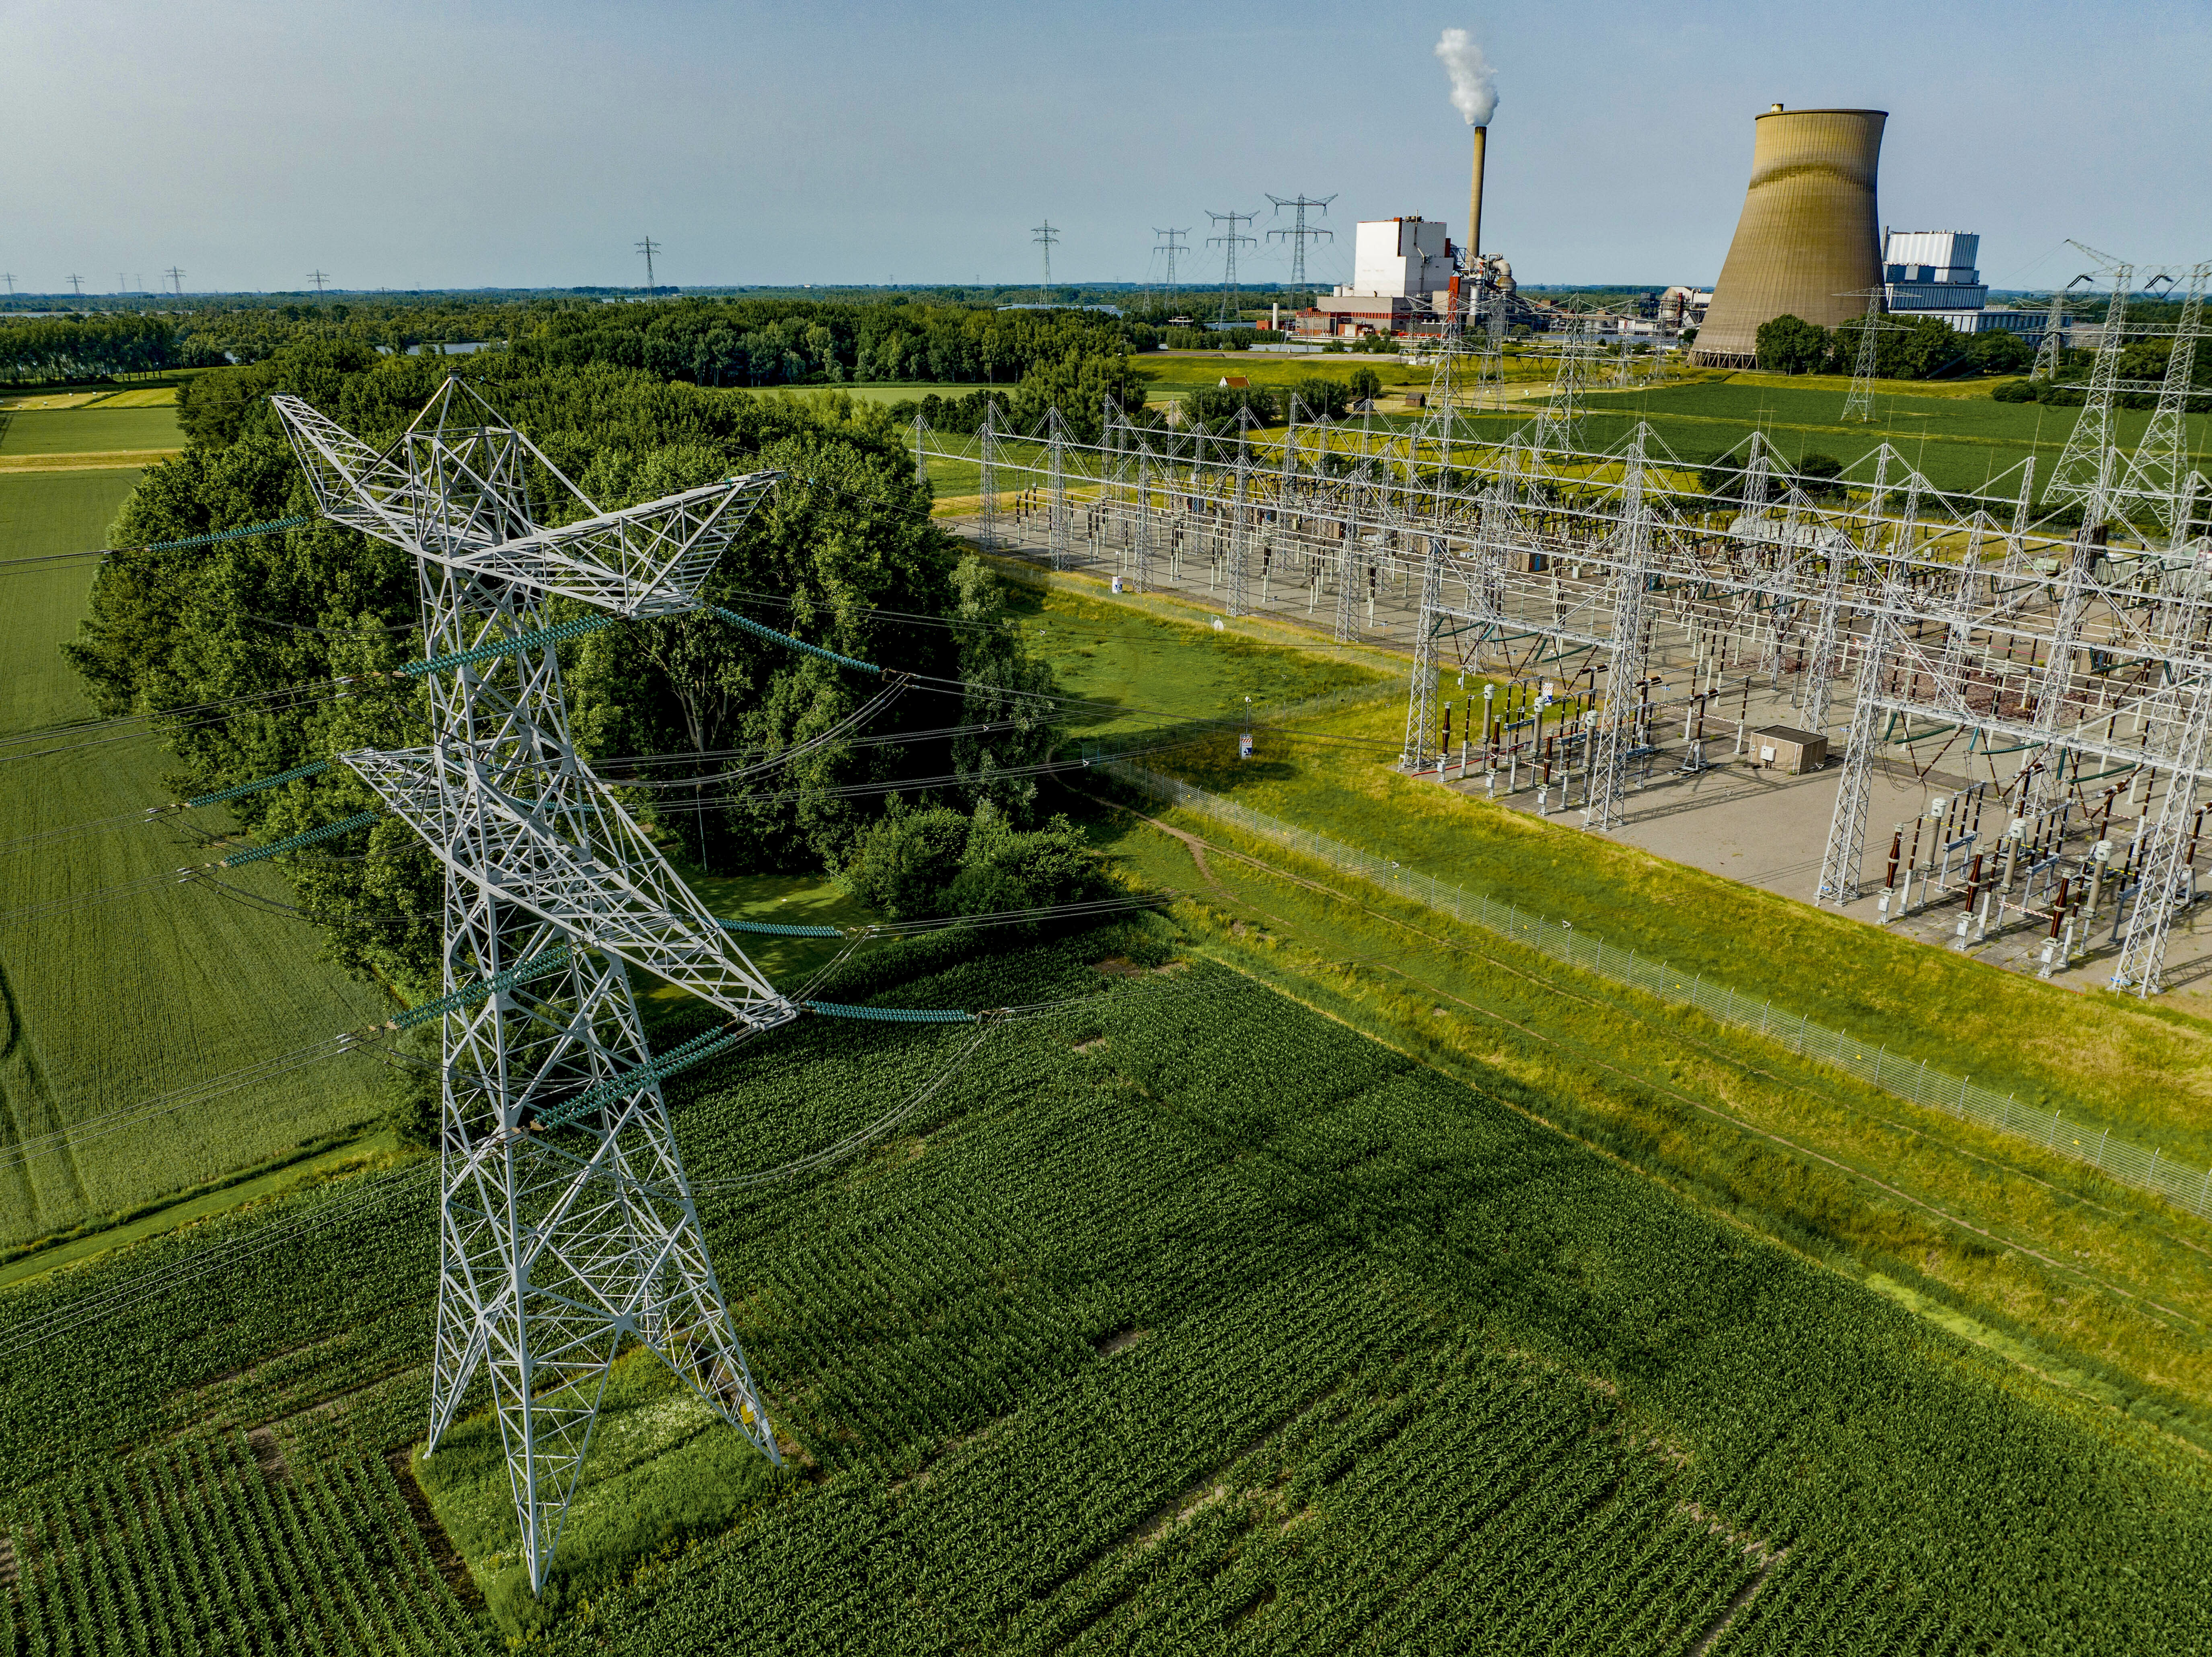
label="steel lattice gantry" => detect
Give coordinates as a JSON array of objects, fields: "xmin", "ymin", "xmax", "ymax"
[
  {"xmin": 910, "ymin": 287, "xmax": 2212, "ymax": 990},
  {"xmin": 274, "ymin": 381, "xmax": 792, "ymax": 1592}
]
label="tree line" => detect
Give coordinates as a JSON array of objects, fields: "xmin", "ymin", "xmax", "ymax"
[
  {"xmin": 0, "ymin": 314, "xmax": 225, "ymax": 382},
  {"xmin": 1754, "ymin": 312, "xmax": 2032, "ymax": 380}
]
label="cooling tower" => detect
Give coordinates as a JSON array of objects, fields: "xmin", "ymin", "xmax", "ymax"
[{"xmin": 1692, "ymin": 106, "xmax": 1885, "ymax": 369}]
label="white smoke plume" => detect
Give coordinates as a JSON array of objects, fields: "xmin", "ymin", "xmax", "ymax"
[{"xmin": 1433, "ymin": 27, "xmax": 1498, "ymax": 127}]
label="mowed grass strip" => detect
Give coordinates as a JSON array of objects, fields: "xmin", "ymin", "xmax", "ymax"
[
  {"xmin": 0, "ymin": 405, "xmax": 184, "ymax": 456},
  {"xmin": 81, "ymin": 387, "xmax": 179, "ymax": 409},
  {"xmin": 0, "ymin": 470, "xmax": 389, "ymax": 1245},
  {"xmin": 0, "ymin": 451, "xmax": 186, "ymax": 473}
]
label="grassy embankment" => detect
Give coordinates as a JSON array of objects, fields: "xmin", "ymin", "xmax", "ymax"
[
  {"xmin": 1129, "ymin": 687, "xmax": 2212, "ymax": 1164},
  {"xmin": 0, "ymin": 405, "xmax": 393, "ymax": 1252}
]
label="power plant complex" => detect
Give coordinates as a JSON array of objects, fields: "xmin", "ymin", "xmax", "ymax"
[{"xmin": 1693, "ymin": 104, "xmax": 2044, "ymax": 366}]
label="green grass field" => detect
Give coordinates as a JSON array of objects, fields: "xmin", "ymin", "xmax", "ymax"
[
  {"xmin": 1005, "ymin": 574, "xmax": 1385, "ymax": 746},
  {"xmin": 1079, "ymin": 796, "xmax": 2212, "ymax": 1428},
  {"xmin": 1135, "ymin": 688, "xmax": 2212, "ymax": 1161},
  {"xmin": 1562, "ymin": 376, "xmax": 2211, "ymax": 499},
  {"xmin": 12, "ymin": 925, "xmax": 2212, "ymax": 1650},
  {"xmin": 0, "ymin": 463, "xmax": 389, "ymax": 1248},
  {"xmin": 0, "ymin": 405, "xmax": 183, "ymax": 456}
]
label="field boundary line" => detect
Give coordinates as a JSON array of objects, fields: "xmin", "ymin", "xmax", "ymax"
[{"xmin": 1105, "ymin": 759, "xmax": 2212, "ymax": 1221}]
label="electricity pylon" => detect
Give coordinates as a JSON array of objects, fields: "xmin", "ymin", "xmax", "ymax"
[
  {"xmin": 1836, "ymin": 289, "xmax": 1910, "ymax": 423},
  {"xmin": 1152, "ymin": 228, "xmax": 1189, "ymax": 305},
  {"xmin": 1207, "ymin": 209, "xmax": 1258, "ymax": 325},
  {"xmin": 273, "ymin": 380, "xmax": 793, "ymax": 1594},
  {"xmin": 1266, "ymin": 193, "xmax": 1335, "ymax": 301},
  {"xmin": 1034, "ymin": 220, "xmax": 1059, "ymax": 304}
]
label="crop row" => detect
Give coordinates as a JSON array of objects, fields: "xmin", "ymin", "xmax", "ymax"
[
  {"xmin": 558, "ymin": 943, "xmax": 2212, "ymax": 1654},
  {"xmin": 8, "ymin": 931, "xmax": 2212, "ymax": 1652},
  {"xmin": 0, "ymin": 1436, "xmax": 489, "ymax": 1657}
]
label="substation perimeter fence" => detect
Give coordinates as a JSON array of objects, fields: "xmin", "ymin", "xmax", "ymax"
[{"xmin": 1105, "ymin": 760, "xmax": 2212, "ymax": 1221}]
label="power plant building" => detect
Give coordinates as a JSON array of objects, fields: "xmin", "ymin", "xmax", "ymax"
[
  {"xmin": 1692, "ymin": 106, "xmax": 1886, "ymax": 368},
  {"xmin": 1881, "ymin": 231, "xmax": 2041, "ymax": 339},
  {"xmin": 1299, "ymin": 218, "xmax": 1458, "ymax": 337}
]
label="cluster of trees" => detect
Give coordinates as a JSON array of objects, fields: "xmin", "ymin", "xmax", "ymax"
[
  {"xmin": 886, "ymin": 344, "xmax": 1152, "ymax": 444},
  {"xmin": 8, "ymin": 293, "xmax": 1193, "ymax": 392},
  {"xmin": 78, "ymin": 343, "xmax": 1073, "ymax": 994},
  {"xmin": 841, "ymin": 803, "xmax": 1100, "ymax": 923},
  {"xmin": 1754, "ymin": 312, "xmax": 2032, "ymax": 379},
  {"xmin": 0, "ymin": 314, "xmax": 224, "ymax": 382},
  {"xmin": 502, "ymin": 298, "xmax": 1153, "ymax": 389},
  {"xmin": 1994, "ymin": 338, "xmax": 2212, "ymax": 406}
]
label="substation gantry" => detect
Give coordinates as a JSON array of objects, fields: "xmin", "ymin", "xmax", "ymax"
[
  {"xmin": 912, "ymin": 253, "xmax": 2212, "ymax": 992},
  {"xmin": 274, "ymin": 382, "xmax": 795, "ymax": 1593}
]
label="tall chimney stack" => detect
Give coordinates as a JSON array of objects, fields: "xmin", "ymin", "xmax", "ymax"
[{"xmin": 1467, "ymin": 125, "xmax": 1487, "ymax": 259}]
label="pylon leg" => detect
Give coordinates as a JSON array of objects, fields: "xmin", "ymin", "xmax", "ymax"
[{"xmin": 422, "ymin": 950, "xmax": 779, "ymax": 1592}]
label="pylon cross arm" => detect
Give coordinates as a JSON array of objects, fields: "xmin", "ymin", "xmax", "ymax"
[
  {"xmin": 271, "ymin": 391, "xmax": 781, "ymax": 617},
  {"xmin": 344, "ymin": 746, "xmax": 796, "ymax": 1027},
  {"xmin": 460, "ymin": 474, "xmax": 782, "ymax": 617}
]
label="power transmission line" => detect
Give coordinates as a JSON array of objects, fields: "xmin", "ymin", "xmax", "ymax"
[
  {"xmin": 164, "ymin": 266, "xmax": 185, "ymax": 299},
  {"xmin": 1206, "ymin": 209, "xmax": 1258, "ymax": 326},
  {"xmin": 306, "ymin": 269, "xmax": 331, "ymax": 297},
  {"xmin": 67, "ymin": 274, "xmax": 83, "ymax": 298},
  {"xmin": 1033, "ymin": 220, "xmax": 1058, "ymax": 304},
  {"xmin": 636, "ymin": 235, "xmax": 662, "ymax": 295},
  {"xmin": 1266, "ymin": 194, "xmax": 1336, "ymax": 302},
  {"xmin": 1, "ymin": 274, "xmax": 14, "ymax": 297}
]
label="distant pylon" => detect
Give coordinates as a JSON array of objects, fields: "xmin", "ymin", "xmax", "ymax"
[
  {"xmin": 1153, "ymin": 228, "xmax": 1189, "ymax": 305},
  {"xmin": 67, "ymin": 274, "xmax": 83, "ymax": 298},
  {"xmin": 1207, "ymin": 210, "xmax": 1258, "ymax": 326},
  {"xmin": 635, "ymin": 237, "xmax": 661, "ymax": 295},
  {"xmin": 164, "ymin": 267, "xmax": 185, "ymax": 299},
  {"xmin": 307, "ymin": 269, "xmax": 331, "ymax": 297},
  {"xmin": 1836, "ymin": 288, "xmax": 1909, "ymax": 423},
  {"xmin": 1265, "ymin": 194, "xmax": 1336, "ymax": 300},
  {"xmin": 1, "ymin": 274, "xmax": 14, "ymax": 298},
  {"xmin": 2031, "ymin": 277, "xmax": 2089, "ymax": 381},
  {"xmin": 1033, "ymin": 220, "xmax": 1059, "ymax": 304}
]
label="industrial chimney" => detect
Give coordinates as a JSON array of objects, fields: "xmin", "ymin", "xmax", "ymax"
[
  {"xmin": 1467, "ymin": 125, "xmax": 1486, "ymax": 258},
  {"xmin": 1692, "ymin": 106, "xmax": 1886, "ymax": 369}
]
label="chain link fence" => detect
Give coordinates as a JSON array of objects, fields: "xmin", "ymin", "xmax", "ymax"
[{"xmin": 1106, "ymin": 760, "xmax": 2212, "ymax": 1219}]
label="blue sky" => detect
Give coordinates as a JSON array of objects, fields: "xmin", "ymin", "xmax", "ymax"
[{"xmin": 4, "ymin": 0, "xmax": 2206, "ymax": 295}]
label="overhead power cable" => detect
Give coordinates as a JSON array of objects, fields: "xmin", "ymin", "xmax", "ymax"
[{"xmin": 0, "ymin": 514, "xmax": 318, "ymax": 576}]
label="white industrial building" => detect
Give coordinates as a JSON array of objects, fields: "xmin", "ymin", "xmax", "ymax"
[
  {"xmin": 1295, "ymin": 217, "xmax": 1459, "ymax": 337},
  {"xmin": 1881, "ymin": 232, "xmax": 2041, "ymax": 339}
]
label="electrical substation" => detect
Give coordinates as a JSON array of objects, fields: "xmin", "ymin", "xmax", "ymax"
[{"xmin": 919, "ymin": 245, "xmax": 2212, "ymax": 997}]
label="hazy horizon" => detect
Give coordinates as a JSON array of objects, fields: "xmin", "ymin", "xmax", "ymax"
[{"xmin": 6, "ymin": 0, "xmax": 2206, "ymax": 297}]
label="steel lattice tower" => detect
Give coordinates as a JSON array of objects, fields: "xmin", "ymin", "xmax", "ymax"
[
  {"xmin": 273, "ymin": 381, "xmax": 794, "ymax": 1593},
  {"xmin": 1265, "ymin": 194, "xmax": 1335, "ymax": 301},
  {"xmin": 1152, "ymin": 228, "xmax": 1189, "ymax": 305},
  {"xmin": 1207, "ymin": 210, "xmax": 1258, "ymax": 325},
  {"xmin": 1034, "ymin": 220, "xmax": 1058, "ymax": 304}
]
